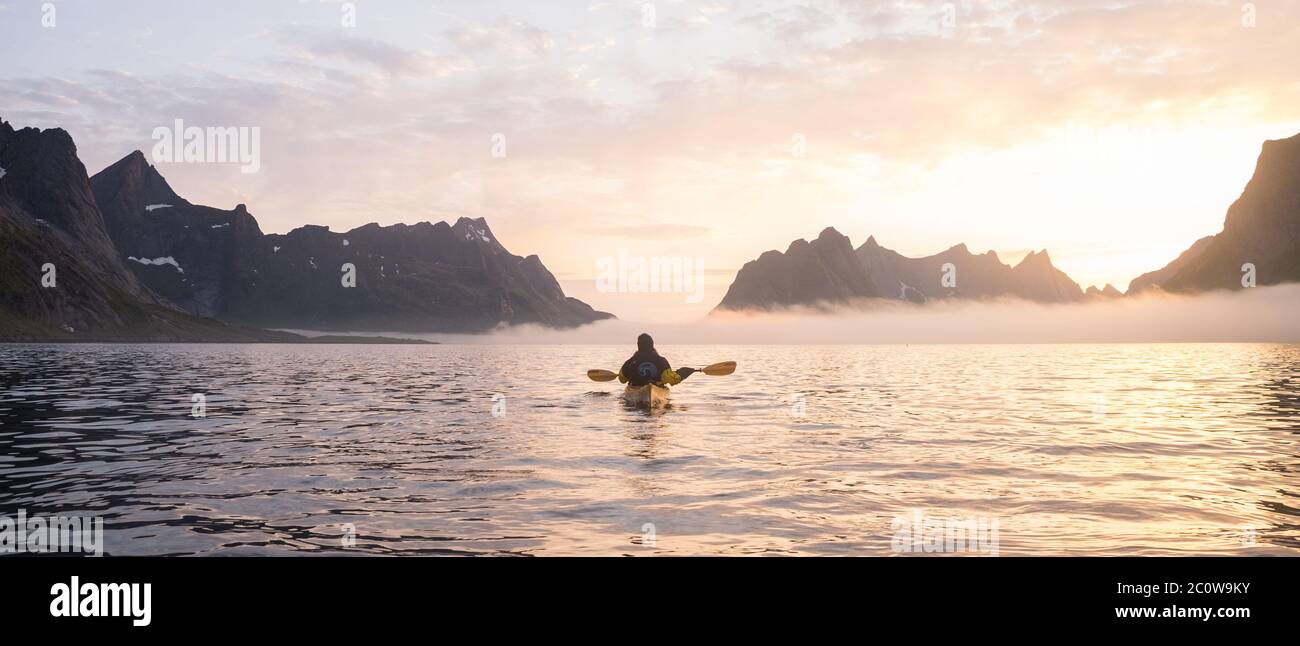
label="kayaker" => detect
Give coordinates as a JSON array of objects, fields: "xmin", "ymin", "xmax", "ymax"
[{"xmin": 618, "ymin": 334, "xmax": 695, "ymax": 387}]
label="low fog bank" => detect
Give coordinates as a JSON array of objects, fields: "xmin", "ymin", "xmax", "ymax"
[{"xmin": 308, "ymin": 284, "xmax": 1300, "ymax": 345}]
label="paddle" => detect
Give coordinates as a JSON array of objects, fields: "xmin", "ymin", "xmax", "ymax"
[
  {"xmin": 587, "ymin": 361, "xmax": 736, "ymax": 382},
  {"xmin": 697, "ymin": 361, "xmax": 737, "ymax": 376}
]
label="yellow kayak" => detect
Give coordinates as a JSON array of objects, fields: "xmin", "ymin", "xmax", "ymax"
[{"xmin": 624, "ymin": 384, "xmax": 670, "ymax": 408}]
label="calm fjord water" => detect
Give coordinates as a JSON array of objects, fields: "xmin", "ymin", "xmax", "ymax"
[{"xmin": 2, "ymin": 343, "xmax": 1298, "ymax": 556}]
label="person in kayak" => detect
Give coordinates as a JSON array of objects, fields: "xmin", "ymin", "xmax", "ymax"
[{"xmin": 618, "ymin": 333, "xmax": 695, "ymax": 387}]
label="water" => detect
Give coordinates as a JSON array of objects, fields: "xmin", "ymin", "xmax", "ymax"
[{"xmin": 1, "ymin": 343, "xmax": 1298, "ymax": 556}]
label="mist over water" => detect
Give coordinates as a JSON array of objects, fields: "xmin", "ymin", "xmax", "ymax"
[{"xmin": 347, "ymin": 284, "xmax": 1300, "ymax": 345}]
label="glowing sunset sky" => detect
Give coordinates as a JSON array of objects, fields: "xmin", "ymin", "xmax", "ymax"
[{"xmin": 3, "ymin": 0, "xmax": 1299, "ymax": 322}]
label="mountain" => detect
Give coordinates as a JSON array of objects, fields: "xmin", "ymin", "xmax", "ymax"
[
  {"xmin": 856, "ymin": 237, "xmax": 1083, "ymax": 304},
  {"xmin": 715, "ymin": 228, "xmax": 878, "ymax": 310},
  {"xmin": 91, "ymin": 152, "xmax": 612, "ymax": 332},
  {"xmin": 1085, "ymin": 284, "xmax": 1124, "ymax": 299},
  {"xmin": 1127, "ymin": 236, "xmax": 1215, "ymax": 295},
  {"xmin": 0, "ymin": 120, "xmax": 305, "ymax": 341},
  {"xmin": 714, "ymin": 228, "xmax": 1084, "ymax": 312},
  {"xmin": 1130, "ymin": 132, "xmax": 1300, "ymax": 293},
  {"xmin": 90, "ymin": 150, "xmax": 191, "ymax": 248}
]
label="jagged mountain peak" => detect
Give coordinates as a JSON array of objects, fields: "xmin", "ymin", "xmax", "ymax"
[
  {"xmin": 452, "ymin": 216, "xmax": 500, "ymax": 246},
  {"xmin": 93, "ymin": 150, "xmax": 188, "ymax": 207},
  {"xmin": 454, "ymin": 215, "xmax": 488, "ymax": 227},
  {"xmin": 110, "ymin": 149, "xmax": 151, "ymax": 173},
  {"xmin": 1254, "ymin": 131, "xmax": 1300, "ymax": 173},
  {"xmin": 1014, "ymin": 249, "xmax": 1053, "ymax": 267},
  {"xmin": 817, "ymin": 226, "xmax": 847, "ymax": 241},
  {"xmin": 87, "ymin": 150, "xmax": 611, "ymax": 331},
  {"xmin": 716, "ymin": 227, "xmax": 877, "ymax": 311},
  {"xmin": 0, "ymin": 121, "xmax": 76, "ymax": 149},
  {"xmin": 0, "ymin": 119, "xmax": 142, "ymax": 287},
  {"xmin": 717, "ymin": 229, "xmax": 1085, "ymax": 312},
  {"xmin": 311, "ymin": 216, "xmax": 513, "ymax": 249},
  {"xmin": 1, "ymin": 120, "xmax": 171, "ymax": 338},
  {"xmin": 1085, "ymin": 283, "xmax": 1125, "ymax": 299}
]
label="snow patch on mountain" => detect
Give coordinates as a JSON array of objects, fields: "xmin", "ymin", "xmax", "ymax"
[
  {"xmin": 128, "ymin": 256, "xmax": 184, "ymax": 273},
  {"xmin": 464, "ymin": 226, "xmax": 492, "ymax": 243}
]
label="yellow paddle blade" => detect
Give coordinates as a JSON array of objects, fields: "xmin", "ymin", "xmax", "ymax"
[
  {"xmin": 588, "ymin": 369, "xmax": 619, "ymax": 382},
  {"xmin": 700, "ymin": 361, "xmax": 736, "ymax": 376}
]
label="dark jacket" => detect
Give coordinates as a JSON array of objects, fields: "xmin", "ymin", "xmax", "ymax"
[{"xmin": 620, "ymin": 350, "xmax": 675, "ymax": 387}]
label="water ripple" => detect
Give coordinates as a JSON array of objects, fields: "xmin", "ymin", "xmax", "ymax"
[{"xmin": 1, "ymin": 343, "xmax": 1298, "ymax": 555}]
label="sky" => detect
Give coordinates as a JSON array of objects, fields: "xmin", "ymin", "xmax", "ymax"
[{"xmin": 2, "ymin": 0, "xmax": 1299, "ymax": 322}]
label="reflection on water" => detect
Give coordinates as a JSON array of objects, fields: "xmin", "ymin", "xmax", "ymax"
[{"xmin": 1, "ymin": 343, "xmax": 1298, "ymax": 556}]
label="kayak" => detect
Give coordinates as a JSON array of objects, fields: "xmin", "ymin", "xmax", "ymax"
[
  {"xmin": 623, "ymin": 384, "xmax": 670, "ymax": 409},
  {"xmin": 624, "ymin": 384, "xmax": 670, "ymax": 408}
]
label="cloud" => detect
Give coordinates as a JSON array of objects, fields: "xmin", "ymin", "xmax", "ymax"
[
  {"xmin": 739, "ymin": 4, "xmax": 836, "ymax": 41},
  {"xmin": 444, "ymin": 20, "xmax": 556, "ymax": 59},
  {"xmin": 279, "ymin": 27, "xmax": 474, "ymax": 77},
  {"xmin": 587, "ymin": 223, "xmax": 714, "ymax": 238},
  {"xmin": 11, "ymin": 2, "xmax": 1296, "ymax": 189},
  {"xmin": 572, "ymin": 36, "xmax": 617, "ymax": 53},
  {"xmin": 687, "ymin": 0, "xmax": 1300, "ymax": 161}
]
